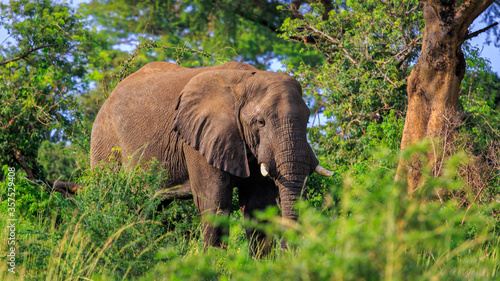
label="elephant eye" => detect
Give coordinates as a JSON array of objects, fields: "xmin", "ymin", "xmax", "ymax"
[{"xmin": 256, "ymin": 117, "xmax": 265, "ymax": 127}]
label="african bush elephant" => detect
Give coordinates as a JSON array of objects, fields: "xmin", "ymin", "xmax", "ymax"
[{"xmin": 90, "ymin": 61, "xmax": 332, "ymax": 254}]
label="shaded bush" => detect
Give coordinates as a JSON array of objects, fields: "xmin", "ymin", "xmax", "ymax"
[{"xmin": 37, "ymin": 141, "xmax": 87, "ymax": 182}]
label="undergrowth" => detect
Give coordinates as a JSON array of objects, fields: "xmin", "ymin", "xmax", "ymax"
[{"xmin": 0, "ymin": 145, "xmax": 499, "ymax": 280}]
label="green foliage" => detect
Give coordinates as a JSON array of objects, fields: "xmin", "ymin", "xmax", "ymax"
[
  {"xmin": 68, "ymin": 160, "xmax": 169, "ymax": 278},
  {"xmin": 451, "ymin": 43, "xmax": 500, "ymax": 202},
  {"xmin": 279, "ymin": 1, "xmax": 500, "ymax": 205},
  {"xmin": 37, "ymin": 141, "xmax": 86, "ymax": 182},
  {"xmin": 305, "ymin": 109, "xmax": 405, "ymax": 209},
  {"xmin": 0, "ymin": 159, "xmax": 200, "ymax": 280},
  {"xmin": 281, "ymin": 0, "xmax": 422, "ymax": 125},
  {"xmin": 459, "ymin": 43, "xmax": 500, "ymax": 151},
  {"xmin": 2, "ymin": 144, "xmax": 499, "ymax": 280},
  {"xmin": 81, "ymin": 0, "xmax": 323, "ymax": 70},
  {"xmin": 0, "ymin": 0, "xmax": 102, "ymax": 179},
  {"xmin": 142, "ymin": 145, "xmax": 500, "ymax": 280},
  {"xmin": 278, "ymin": 1, "xmax": 423, "ymax": 190},
  {"xmin": 0, "ymin": 165, "xmax": 61, "ymax": 220}
]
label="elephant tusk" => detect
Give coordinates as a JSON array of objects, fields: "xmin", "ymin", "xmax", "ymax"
[
  {"xmin": 260, "ymin": 163, "xmax": 269, "ymax": 177},
  {"xmin": 315, "ymin": 165, "xmax": 334, "ymax": 177}
]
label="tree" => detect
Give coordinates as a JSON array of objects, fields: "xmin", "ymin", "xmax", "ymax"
[
  {"xmin": 80, "ymin": 0, "xmax": 325, "ymax": 76},
  {"xmin": 279, "ymin": 1, "xmax": 422, "ymax": 171},
  {"xmin": 396, "ymin": 0, "xmax": 498, "ymax": 192},
  {"xmin": 0, "ymin": 0, "xmax": 102, "ymax": 194},
  {"xmin": 279, "ymin": 0, "xmax": 500, "ymax": 202}
]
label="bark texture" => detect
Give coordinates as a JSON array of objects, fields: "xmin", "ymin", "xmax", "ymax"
[{"xmin": 397, "ymin": 0, "xmax": 494, "ymax": 192}]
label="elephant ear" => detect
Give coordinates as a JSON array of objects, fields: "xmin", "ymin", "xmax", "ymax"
[{"xmin": 173, "ymin": 70, "xmax": 250, "ymax": 178}]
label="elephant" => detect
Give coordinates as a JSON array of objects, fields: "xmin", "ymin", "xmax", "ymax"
[{"xmin": 90, "ymin": 61, "xmax": 333, "ymax": 255}]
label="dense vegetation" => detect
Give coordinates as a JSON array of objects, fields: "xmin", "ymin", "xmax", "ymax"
[{"xmin": 1, "ymin": 0, "xmax": 499, "ymax": 280}]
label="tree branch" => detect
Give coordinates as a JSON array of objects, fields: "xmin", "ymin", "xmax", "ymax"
[
  {"xmin": 465, "ymin": 21, "xmax": 499, "ymax": 40},
  {"xmin": 12, "ymin": 148, "xmax": 79, "ymax": 197},
  {"xmin": 455, "ymin": 0, "xmax": 495, "ymax": 30},
  {"xmin": 13, "ymin": 148, "xmax": 36, "ymax": 180},
  {"xmin": 46, "ymin": 179, "xmax": 80, "ymax": 195},
  {"xmin": 395, "ymin": 37, "xmax": 423, "ymax": 66},
  {"xmin": 291, "ymin": 0, "xmax": 305, "ymax": 20},
  {"xmin": 0, "ymin": 44, "xmax": 55, "ymax": 66},
  {"xmin": 308, "ymin": 26, "xmax": 359, "ymax": 65},
  {"xmin": 236, "ymin": 10, "xmax": 281, "ymax": 33}
]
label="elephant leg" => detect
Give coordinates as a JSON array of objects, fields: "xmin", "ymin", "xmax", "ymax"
[
  {"xmin": 237, "ymin": 175, "xmax": 279, "ymax": 257},
  {"xmin": 184, "ymin": 148, "xmax": 233, "ymax": 249}
]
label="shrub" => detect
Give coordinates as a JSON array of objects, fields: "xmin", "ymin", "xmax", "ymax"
[
  {"xmin": 1, "ymin": 145, "xmax": 498, "ymax": 280},
  {"xmin": 0, "ymin": 159, "xmax": 199, "ymax": 280},
  {"xmin": 142, "ymin": 145, "xmax": 500, "ymax": 281}
]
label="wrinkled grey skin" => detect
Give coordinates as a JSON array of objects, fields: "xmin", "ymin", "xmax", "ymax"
[{"xmin": 91, "ymin": 61, "xmax": 319, "ymax": 255}]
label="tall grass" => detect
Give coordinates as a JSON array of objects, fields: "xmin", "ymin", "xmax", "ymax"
[
  {"xmin": 142, "ymin": 145, "xmax": 500, "ymax": 280},
  {"xmin": 0, "ymin": 159, "xmax": 199, "ymax": 280},
  {"xmin": 1, "ymin": 145, "xmax": 499, "ymax": 280}
]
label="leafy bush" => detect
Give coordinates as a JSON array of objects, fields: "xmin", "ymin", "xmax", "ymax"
[
  {"xmin": 0, "ymin": 159, "xmax": 199, "ymax": 280},
  {"xmin": 142, "ymin": 145, "xmax": 500, "ymax": 281},
  {"xmin": 2, "ymin": 145, "xmax": 499, "ymax": 281},
  {"xmin": 37, "ymin": 141, "xmax": 87, "ymax": 182},
  {"xmin": 0, "ymin": 165, "xmax": 61, "ymax": 220},
  {"xmin": 65, "ymin": 160, "xmax": 167, "ymax": 278}
]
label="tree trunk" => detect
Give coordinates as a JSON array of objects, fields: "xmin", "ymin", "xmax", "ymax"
[{"xmin": 396, "ymin": 0, "xmax": 494, "ymax": 193}]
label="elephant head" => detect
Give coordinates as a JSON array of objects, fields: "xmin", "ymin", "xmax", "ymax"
[{"xmin": 173, "ymin": 69, "xmax": 332, "ymax": 222}]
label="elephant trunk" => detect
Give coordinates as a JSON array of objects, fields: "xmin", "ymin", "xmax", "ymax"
[
  {"xmin": 274, "ymin": 119, "xmax": 319, "ymax": 222},
  {"xmin": 276, "ymin": 158, "xmax": 315, "ymax": 221},
  {"xmin": 276, "ymin": 170, "xmax": 308, "ymax": 221}
]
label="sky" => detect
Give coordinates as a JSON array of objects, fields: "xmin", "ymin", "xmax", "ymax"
[
  {"xmin": 1, "ymin": 1, "xmax": 498, "ymax": 75},
  {"xmin": 469, "ymin": 24, "xmax": 500, "ymax": 75}
]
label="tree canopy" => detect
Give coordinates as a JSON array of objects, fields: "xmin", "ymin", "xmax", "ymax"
[
  {"xmin": 0, "ymin": 0, "xmax": 103, "ymax": 184},
  {"xmin": 81, "ymin": 0, "xmax": 324, "ymax": 69}
]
